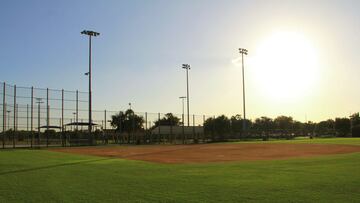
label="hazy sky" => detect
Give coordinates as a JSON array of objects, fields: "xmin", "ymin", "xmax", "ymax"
[{"xmin": 1, "ymin": 0, "xmax": 359, "ymax": 122}]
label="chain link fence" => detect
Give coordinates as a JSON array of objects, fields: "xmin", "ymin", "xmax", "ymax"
[{"xmin": 0, "ymin": 82, "xmax": 212, "ymax": 148}]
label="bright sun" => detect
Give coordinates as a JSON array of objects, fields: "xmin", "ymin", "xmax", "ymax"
[{"xmin": 251, "ymin": 31, "xmax": 319, "ymax": 101}]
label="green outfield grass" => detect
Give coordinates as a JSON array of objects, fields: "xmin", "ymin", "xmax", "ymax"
[{"xmin": 0, "ymin": 138, "xmax": 359, "ymax": 202}]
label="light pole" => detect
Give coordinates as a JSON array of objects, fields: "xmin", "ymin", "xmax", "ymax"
[
  {"xmin": 179, "ymin": 96, "xmax": 186, "ymax": 126},
  {"xmin": 36, "ymin": 98, "xmax": 44, "ymax": 146},
  {"xmin": 81, "ymin": 30, "xmax": 100, "ymax": 145},
  {"xmin": 182, "ymin": 64, "xmax": 191, "ymax": 126},
  {"xmin": 239, "ymin": 48, "xmax": 248, "ymax": 132},
  {"xmin": 129, "ymin": 103, "xmax": 132, "ymax": 110}
]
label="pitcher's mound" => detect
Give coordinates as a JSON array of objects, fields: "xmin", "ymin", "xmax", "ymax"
[{"xmin": 50, "ymin": 143, "xmax": 360, "ymax": 164}]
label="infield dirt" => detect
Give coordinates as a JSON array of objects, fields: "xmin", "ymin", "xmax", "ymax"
[{"xmin": 50, "ymin": 143, "xmax": 360, "ymax": 164}]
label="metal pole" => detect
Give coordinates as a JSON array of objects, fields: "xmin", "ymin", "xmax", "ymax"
[
  {"xmin": 104, "ymin": 110, "xmax": 107, "ymax": 131},
  {"xmin": 145, "ymin": 112, "xmax": 148, "ymax": 143},
  {"xmin": 26, "ymin": 104, "xmax": 29, "ymax": 131},
  {"xmin": 145, "ymin": 112, "xmax": 148, "ymax": 130},
  {"xmin": 193, "ymin": 114, "xmax": 195, "ymax": 141},
  {"xmin": 76, "ymin": 90, "xmax": 79, "ymax": 131},
  {"xmin": 119, "ymin": 112, "xmax": 122, "ymax": 143},
  {"xmin": 158, "ymin": 113, "xmax": 161, "ymax": 144},
  {"xmin": 2, "ymin": 82, "xmax": 5, "ymax": 148},
  {"xmin": 88, "ymin": 35, "xmax": 93, "ymax": 145},
  {"xmin": 61, "ymin": 89, "xmax": 64, "ymax": 146},
  {"xmin": 203, "ymin": 115, "xmax": 205, "ymax": 143},
  {"xmin": 38, "ymin": 101, "xmax": 40, "ymax": 147},
  {"xmin": 182, "ymin": 98, "xmax": 185, "ymax": 125},
  {"xmin": 132, "ymin": 111, "xmax": 135, "ymax": 144},
  {"xmin": 16, "ymin": 104, "xmax": 18, "ymax": 131},
  {"xmin": 182, "ymin": 113, "xmax": 185, "ymax": 144},
  {"xmin": 13, "ymin": 85, "xmax": 16, "ymax": 148},
  {"xmin": 46, "ymin": 88, "xmax": 49, "ymax": 147},
  {"xmin": 104, "ymin": 110, "xmax": 107, "ymax": 144},
  {"xmin": 241, "ymin": 52, "xmax": 246, "ymax": 132},
  {"xmin": 7, "ymin": 110, "xmax": 10, "ymax": 131},
  {"xmin": 15, "ymin": 104, "xmax": 18, "ymax": 147},
  {"xmin": 47, "ymin": 104, "xmax": 49, "ymax": 147},
  {"xmin": 186, "ymin": 68, "xmax": 190, "ymax": 126},
  {"xmin": 31, "ymin": 86, "xmax": 33, "ymax": 148}
]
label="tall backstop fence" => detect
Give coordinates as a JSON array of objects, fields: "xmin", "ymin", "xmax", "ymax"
[{"xmin": 0, "ymin": 82, "xmax": 212, "ymax": 148}]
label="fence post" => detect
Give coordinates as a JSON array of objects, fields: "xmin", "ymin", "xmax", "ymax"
[
  {"xmin": 2, "ymin": 82, "xmax": 5, "ymax": 148},
  {"xmin": 37, "ymin": 98, "xmax": 41, "ymax": 147},
  {"xmin": 26, "ymin": 104, "xmax": 29, "ymax": 131},
  {"xmin": 131, "ymin": 112, "xmax": 135, "ymax": 144},
  {"xmin": 203, "ymin": 115, "xmax": 205, "ymax": 143},
  {"xmin": 158, "ymin": 113, "xmax": 161, "ymax": 144},
  {"xmin": 61, "ymin": 89, "xmax": 64, "ymax": 147},
  {"xmin": 76, "ymin": 90, "xmax": 78, "ymax": 131},
  {"xmin": 104, "ymin": 110, "xmax": 107, "ymax": 144},
  {"xmin": 13, "ymin": 85, "xmax": 16, "ymax": 148},
  {"xmin": 30, "ymin": 86, "xmax": 33, "ymax": 148},
  {"xmin": 145, "ymin": 112, "xmax": 148, "ymax": 144},
  {"xmin": 193, "ymin": 114, "xmax": 195, "ymax": 143},
  {"xmin": 16, "ymin": 104, "xmax": 18, "ymax": 131},
  {"xmin": 46, "ymin": 88, "xmax": 49, "ymax": 147},
  {"xmin": 149, "ymin": 121, "xmax": 152, "ymax": 143},
  {"xmin": 182, "ymin": 113, "xmax": 185, "ymax": 144},
  {"xmin": 170, "ymin": 121, "xmax": 173, "ymax": 144},
  {"xmin": 118, "ymin": 112, "xmax": 122, "ymax": 144}
]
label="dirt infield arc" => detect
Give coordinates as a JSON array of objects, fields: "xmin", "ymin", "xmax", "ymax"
[{"xmin": 51, "ymin": 143, "xmax": 360, "ymax": 164}]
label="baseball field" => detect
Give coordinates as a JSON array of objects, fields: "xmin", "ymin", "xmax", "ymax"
[{"xmin": 0, "ymin": 138, "xmax": 359, "ymax": 202}]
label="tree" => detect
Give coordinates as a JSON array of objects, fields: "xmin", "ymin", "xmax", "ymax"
[
  {"xmin": 350, "ymin": 113, "xmax": 360, "ymax": 126},
  {"xmin": 304, "ymin": 121, "xmax": 316, "ymax": 136},
  {"xmin": 316, "ymin": 119, "xmax": 335, "ymax": 135},
  {"xmin": 230, "ymin": 114, "xmax": 242, "ymax": 133},
  {"xmin": 204, "ymin": 115, "xmax": 231, "ymax": 141},
  {"xmin": 110, "ymin": 109, "xmax": 144, "ymax": 133},
  {"xmin": 230, "ymin": 114, "xmax": 252, "ymax": 135},
  {"xmin": 253, "ymin": 116, "xmax": 274, "ymax": 132},
  {"xmin": 204, "ymin": 117, "xmax": 215, "ymax": 138},
  {"xmin": 352, "ymin": 124, "xmax": 360, "ymax": 137},
  {"xmin": 252, "ymin": 116, "xmax": 274, "ymax": 140},
  {"xmin": 274, "ymin": 116, "xmax": 293, "ymax": 132},
  {"xmin": 154, "ymin": 113, "xmax": 181, "ymax": 127},
  {"xmin": 292, "ymin": 121, "xmax": 303, "ymax": 135},
  {"xmin": 335, "ymin": 117, "xmax": 351, "ymax": 136}
]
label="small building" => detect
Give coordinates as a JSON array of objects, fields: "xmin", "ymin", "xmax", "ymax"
[{"xmin": 151, "ymin": 125, "xmax": 204, "ymax": 135}]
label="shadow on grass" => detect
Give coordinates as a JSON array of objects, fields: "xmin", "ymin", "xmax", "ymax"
[{"xmin": 0, "ymin": 158, "xmax": 109, "ymax": 176}]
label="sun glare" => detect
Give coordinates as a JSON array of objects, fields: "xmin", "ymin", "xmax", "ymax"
[{"xmin": 251, "ymin": 31, "xmax": 319, "ymax": 101}]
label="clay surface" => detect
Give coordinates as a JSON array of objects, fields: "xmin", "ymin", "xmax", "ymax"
[{"xmin": 50, "ymin": 143, "xmax": 360, "ymax": 164}]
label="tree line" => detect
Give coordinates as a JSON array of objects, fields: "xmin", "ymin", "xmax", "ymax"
[
  {"xmin": 204, "ymin": 113, "xmax": 360, "ymax": 141},
  {"xmin": 110, "ymin": 109, "xmax": 360, "ymax": 140}
]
